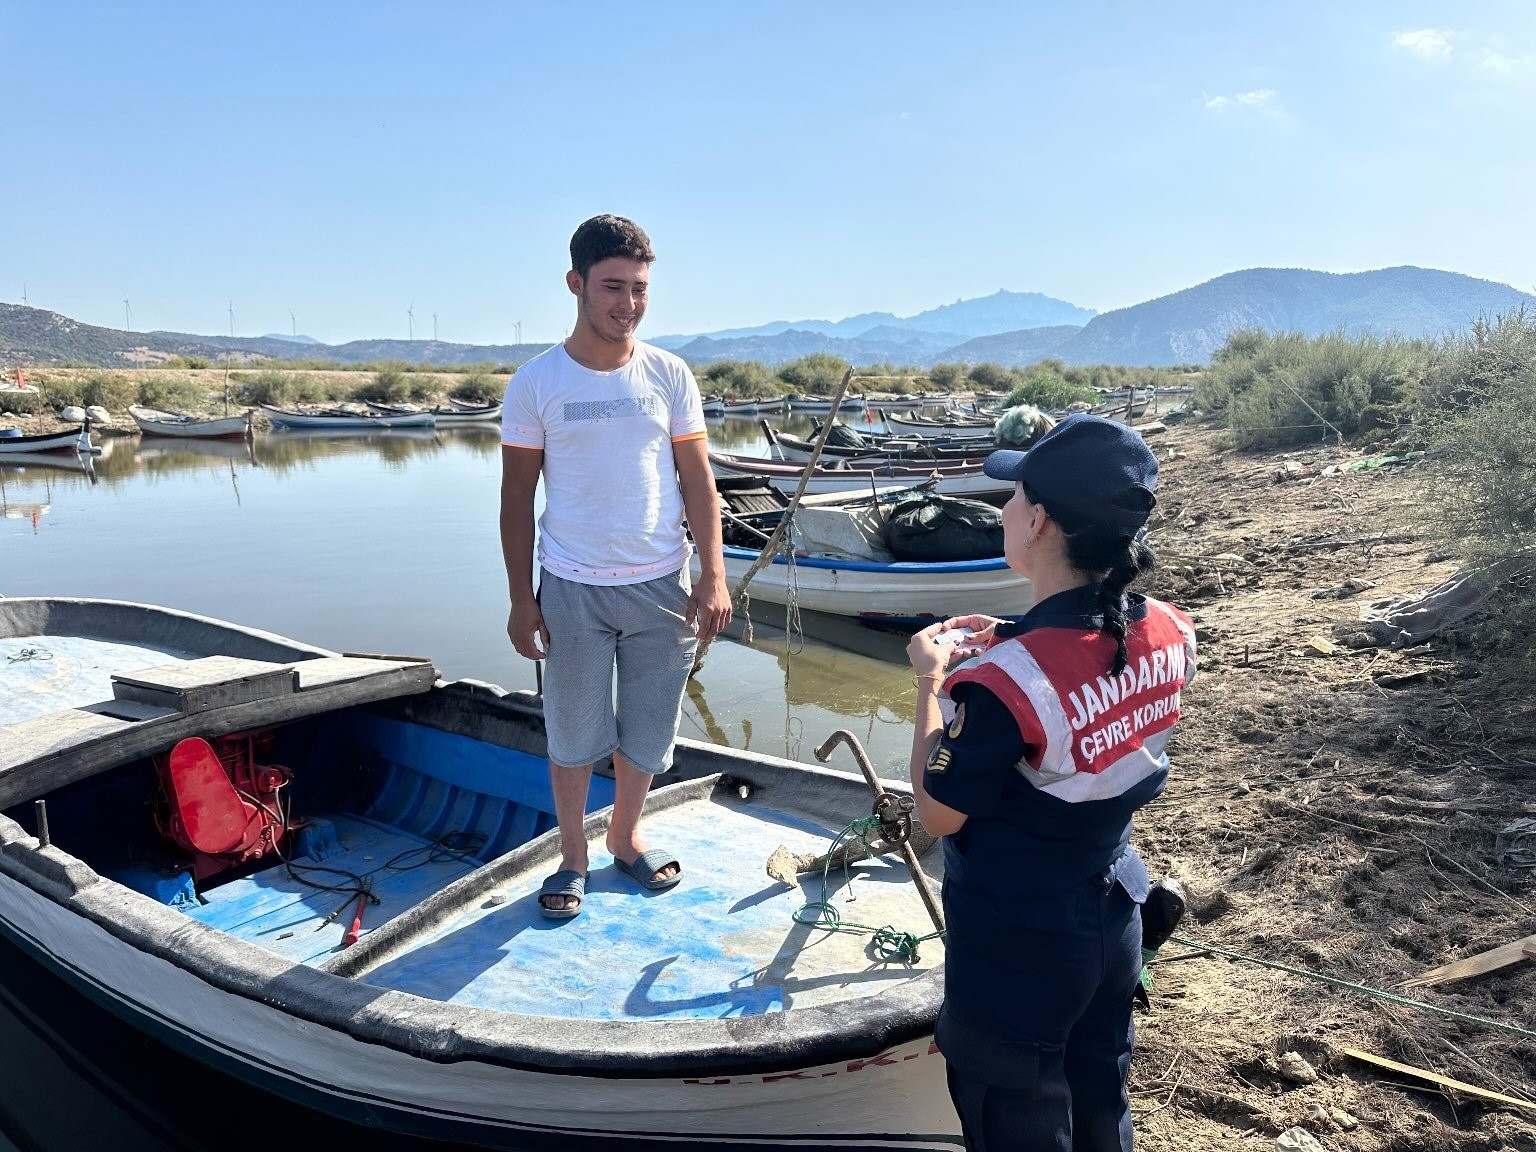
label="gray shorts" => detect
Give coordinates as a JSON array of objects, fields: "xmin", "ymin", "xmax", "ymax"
[{"xmin": 537, "ymin": 566, "xmax": 698, "ymax": 775}]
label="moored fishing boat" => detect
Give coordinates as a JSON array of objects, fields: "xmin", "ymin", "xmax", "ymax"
[
  {"xmin": 260, "ymin": 404, "xmax": 437, "ymax": 430},
  {"xmin": 785, "ymin": 393, "xmax": 868, "ymax": 414},
  {"xmin": 367, "ymin": 400, "xmax": 504, "ymax": 425},
  {"xmin": 0, "ymin": 424, "xmax": 94, "ymax": 455},
  {"xmin": 709, "ymin": 449, "xmax": 1010, "ymax": 500},
  {"xmin": 879, "ymin": 411, "xmax": 995, "ymax": 439},
  {"xmin": 698, "ymin": 545, "xmax": 1032, "ymax": 625},
  {"xmin": 129, "ymin": 405, "xmax": 252, "ymax": 439},
  {"xmin": 0, "ymin": 598, "xmax": 960, "ymax": 1150},
  {"xmin": 763, "ymin": 424, "xmax": 991, "ymax": 465}
]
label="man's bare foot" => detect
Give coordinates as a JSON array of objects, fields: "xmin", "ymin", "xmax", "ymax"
[
  {"xmin": 606, "ymin": 832, "xmax": 679, "ymax": 886},
  {"xmin": 539, "ymin": 852, "xmax": 589, "ymax": 913}
]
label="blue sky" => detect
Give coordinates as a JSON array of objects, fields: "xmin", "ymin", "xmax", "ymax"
[{"xmin": 3, "ymin": 2, "xmax": 1532, "ymax": 345}]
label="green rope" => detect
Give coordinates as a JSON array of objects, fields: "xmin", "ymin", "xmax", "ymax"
[
  {"xmin": 1169, "ymin": 934, "xmax": 1536, "ymax": 1041},
  {"xmin": 793, "ymin": 816, "xmax": 946, "ymax": 964}
]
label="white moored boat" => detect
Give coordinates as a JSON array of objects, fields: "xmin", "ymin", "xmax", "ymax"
[
  {"xmin": 129, "ymin": 405, "xmax": 253, "ymax": 439},
  {"xmin": 0, "ymin": 598, "xmax": 961, "ymax": 1150},
  {"xmin": 0, "ymin": 425, "xmax": 94, "ymax": 455},
  {"xmin": 698, "ymin": 546, "xmax": 1033, "ymax": 624},
  {"xmin": 260, "ymin": 404, "xmax": 437, "ymax": 430},
  {"xmin": 708, "ymin": 450, "xmax": 1011, "ymax": 500},
  {"xmin": 880, "ymin": 412, "xmax": 996, "ymax": 439}
]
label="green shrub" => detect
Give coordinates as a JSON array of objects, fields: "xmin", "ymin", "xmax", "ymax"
[
  {"xmin": 165, "ymin": 355, "xmax": 211, "ymax": 369},
  {"xmin": 1421, "ymin": 311, "xmax": 1536, "ymax": 599},
  {"xmin": 353, "ymin": 367, "xmax": 408, "ymax": 403},
  {"xmin": 967, "ymin": 362, "xmax": 1014, "ymax": 391},
  {"xmin": 701, "ymin": 359, "xmax": 779, "ymax": 398},
  {"xmin": 233, "ymin": 370, "xmax": 293, "ymax": 407},
  {"xmin": 1197, "ymin": 328, "xmax": 1425, "ymax": 447},
  {"xmin": 777, "ymin": 353, "xmax": 850, "ymax": 395},
  {"xmin": 47, "ymin": 372, "xmax": 138, "ymax": 412},
  {"xmin": 452, "ymin": 373, "xmax": 504, "ymax": 404},
  {"xmin": 406, "ymin": 375, "xmax": 439, "ymax": 401},
  {"xmin": 1003, "ymin": 367, "xmax": 1097, "ymax": 411},
  {"xmin": 928, "ymin": 363, "xmax": 968, "ymax": 391},
  {"xmin": 136, "ymin": 375, "xmax": 205, "ymax": 412}
]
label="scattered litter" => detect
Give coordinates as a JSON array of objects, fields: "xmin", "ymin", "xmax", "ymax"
[
  {"xmin": 1329, "ymin": 1109, "xmax": 1359, "ymax": 1130},
  {"xmin": 1495, "ymin": 818, "xmax": 1536, "ymax": 871},
  {"xmin": 1276, "ymin": 1050, "xmax": 1319, "ymax": 1084},
  {"xmin": 1139, "ymin": 421, "xmax": 1167, "ymax": 435},
  {"xmin": 1276, "ymin": 1127, "xmax": 1326, "ymax": 1152},
  {"xmin": 1311, "ymin": 578, "xmax": 1377, "ymax": 600},
  {"xmin": 1275, "ymin": 460, "xmax": 1315, "ymax": 482},
  {"xmin": 7, "ymin": 646, "xmax": 53, "ymax": 663},
  {"xmin": 1341, "ymin": 569, "xmax": 1496, "ymax": 648},
  {"xmin": 1305, "ymin": 637, "xmax": 1340, "ymax": 657}
]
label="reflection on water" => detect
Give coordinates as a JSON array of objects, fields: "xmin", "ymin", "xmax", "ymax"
[{"xmin": 1, "ymin": 414, "xmax": 924, "ymax": 774}]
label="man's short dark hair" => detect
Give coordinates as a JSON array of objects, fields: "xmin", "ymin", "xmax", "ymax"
[{"xmin": 570, "ymin": 215, "xmax": 655, "ymax": 279}]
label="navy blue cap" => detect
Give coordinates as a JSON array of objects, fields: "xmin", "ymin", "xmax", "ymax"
[{"xmin": 983, "ymin": 413, "xmax": 1158, "ymax": 533}]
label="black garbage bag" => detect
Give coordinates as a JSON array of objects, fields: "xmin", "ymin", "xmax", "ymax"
[
  {"xmin": 822, "ymin": 422, "xmax": 869, "ymax": 449},
  {"xmin": 882, "ymin": 493, "xmax": 1004, "ymax": 562}
]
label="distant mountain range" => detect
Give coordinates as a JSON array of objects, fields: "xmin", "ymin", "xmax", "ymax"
[{"xmin": 2, "ymin": 266, "xmax": 1529, "ymax": 371}]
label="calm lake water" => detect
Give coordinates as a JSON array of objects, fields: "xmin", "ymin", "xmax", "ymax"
[{"xmin": 1, "ymin": 414, "xmax": 923, "ymax": 774}]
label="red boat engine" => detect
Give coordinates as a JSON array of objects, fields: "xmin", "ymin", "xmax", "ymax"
[{"xmin": 156, "ymin": 732, "xmax": 292, "ymax": 882}]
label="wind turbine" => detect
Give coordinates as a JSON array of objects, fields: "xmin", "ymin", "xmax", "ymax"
[
  {"xmin": 21, "ymin": 283, "xmax": 27, "ymax": 307},
  {"xmin": 515, "ymin": 320, "xmax": 523, "ymax": 345},
  {"xmin": 407, "ymin": 302, "xmax": 415, "ymax": 341},
  {"xmin": 433, "ymin": 313, "xmax": 438, "ymax": 343},
  {"xmin": 228, "ymin": 302, "xmax": 235, "ymax": 337},
  {"xmin": 123, "ymin": 299, "xmax": 132, "ymax": 331},
  {"xmin": 289, "ymin": 308, "xmax": 297, "ymax": 339}
]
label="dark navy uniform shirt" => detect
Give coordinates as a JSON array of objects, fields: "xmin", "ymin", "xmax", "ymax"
[{"xmin": 923, "ymin": 585, "xmax": 1191, "ymax": 1053}]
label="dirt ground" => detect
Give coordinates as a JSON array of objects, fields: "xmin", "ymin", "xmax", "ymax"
[{"xmin": 1126, "ymin": 423, "xmax": 1536, "ymax": 1151}]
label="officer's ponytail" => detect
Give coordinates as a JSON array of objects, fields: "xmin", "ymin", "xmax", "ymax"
[{"xmin": 1027, "ymin": 484, "xmax": 1157, "ymax": 676}]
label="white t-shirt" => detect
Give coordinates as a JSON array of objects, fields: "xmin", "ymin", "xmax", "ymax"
[{"xmin": 501, "ymin": 341, "xmax": 708, "ymax": 585}]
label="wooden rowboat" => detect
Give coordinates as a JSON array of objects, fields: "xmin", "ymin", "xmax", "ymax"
[
  {"xmin": 0, "ymin": 425, "xmax": 94, "ymax": 455},
  {"xmin": 129, "ymin": 405, "xmax": 252, "ymax": 439},
  {"xmin": 0, "ymin": 598, "xmax": 960, "ymax": 1150},
  {"xmin": 260, "ymin": 404, "xmax": 437, "ymax": 430},
  {"xmin": 708, "ymin": 449, "xmax": 1011, "ymax": 500}
]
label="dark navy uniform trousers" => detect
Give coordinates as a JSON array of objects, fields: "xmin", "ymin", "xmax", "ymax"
[{"xmin": 936, "ymin": 851, "xmax": 1146, "ymax": 1152}]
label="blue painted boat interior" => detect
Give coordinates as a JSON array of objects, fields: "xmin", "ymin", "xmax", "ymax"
[
  {"xmin": 11, "ymin": 708, "xmax": 941, "ymax": 1021},
  {"xmin": 722, "ymin": 544, "xmax": 1008, "ymax": 574}
]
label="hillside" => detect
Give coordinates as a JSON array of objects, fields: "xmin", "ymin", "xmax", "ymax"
[
  {"xmin": 1055, "ymin": 266, "xmax": 1536, "ymax": 366},
  {"xmin": 656, "ymin": 289, "xmax": 1095, "ymax": 361},
  {"xmin": 0, "ymin": 304, "xmax": 550, "ymax": 369},
  {"xmin": 936, "ymin": 324, "xmax": 1082, "ymax": 365},
  {"xmin": 6, "ymin": 266, "xmax": 1530, "ymax": 371}
]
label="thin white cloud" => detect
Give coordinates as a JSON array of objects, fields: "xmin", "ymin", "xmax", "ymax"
[
  {"xmin": 1203, "ymin": 88, "xmax": 1276, "ymax": 113},
  {"xmin": 1393, "ymin": 28, "xmax": 1453, "ymax": 61},
  {"xmin": 1477, "ymin": 48, "xmax": 1532, "ymax": 75}
]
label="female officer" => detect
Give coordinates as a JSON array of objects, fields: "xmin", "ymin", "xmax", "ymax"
[{"xmin": 906, "ymin": 414, "xmax": 1196, "ymax": 1152}]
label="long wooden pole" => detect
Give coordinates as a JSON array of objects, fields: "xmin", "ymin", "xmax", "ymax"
[{"xmin": 693, "ymin": 367, "xmax": 855, "ymax": 668}]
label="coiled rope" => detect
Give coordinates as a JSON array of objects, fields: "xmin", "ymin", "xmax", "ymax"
[{"xmin": 793, "ymin": 815, "xmax": 946, "ymax": 964}]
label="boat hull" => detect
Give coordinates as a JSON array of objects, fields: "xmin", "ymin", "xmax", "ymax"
[
  {"xmin": 0, "ymin": 598, "xmax": 961, "ymax": 1148},
  {"xmin": 0, "ymin": 871, "xmax": 955, "ymax": 1150},
  {"xmin": 698, "ymin": 546, "xmax": 1033, "ymax": 623},
  {"xmin": 709, "ymin": 451, "xmax": 1009, "ymax": 499},
  {"xmin": 261, "ymin": 405, "xmax": 438, "ymax": 429},
  {"xmin": 129, "ymin": 406, "xmax": 251, "ymax": 438},
  {"xmin": 0, "ymin": 426, "xmax": 92, "ymax": 455}
]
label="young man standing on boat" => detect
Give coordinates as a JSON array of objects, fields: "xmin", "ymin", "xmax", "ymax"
[{"xmin": 499, "ymin": 214, "xmax": 731, "ymax": 919}]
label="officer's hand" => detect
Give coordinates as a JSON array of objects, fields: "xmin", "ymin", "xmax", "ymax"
[
  {"xmin": 941, "ymin": 614, "xmax": 1006, "ymax": 649},
  {"xmin": 907, "ymin": 621, "xmax": 952, "ymax": 677},
  {"xmin": 508, "ymin": 600, "xmax": 551, "ymax": 662}
]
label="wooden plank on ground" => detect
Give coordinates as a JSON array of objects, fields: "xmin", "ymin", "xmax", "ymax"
[
  {"xmin": 1343, "ymin": 1048, "xmax": 1536, "ymax": 1113},
  {"xmin": 1398, "ymin": 934, "xmax": 1536, "ymax": 989}
]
